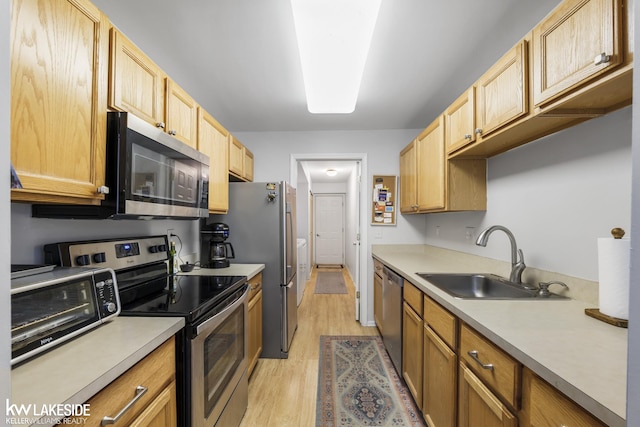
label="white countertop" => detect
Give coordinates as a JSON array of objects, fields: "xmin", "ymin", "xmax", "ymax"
[
  {"xmin": 11, "ymin": 316, "xmax": 184, "ymax": 427},
  {"xmin": 372, "ymin": 244, "xmax": 627, "ymax": 427},
  {"xmin": 178, "ymin": 263, "xmax": 265, "ymax": 278}
]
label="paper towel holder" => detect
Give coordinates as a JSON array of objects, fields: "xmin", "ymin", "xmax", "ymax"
[{"xmin": 611, "ymin": 227, "xmax": 625, "ymax": 239}]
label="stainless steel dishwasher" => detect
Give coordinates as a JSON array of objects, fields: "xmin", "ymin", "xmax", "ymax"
[{"xmin": 382, "ymin": 266, "xmax": 403, "ymax": 375}]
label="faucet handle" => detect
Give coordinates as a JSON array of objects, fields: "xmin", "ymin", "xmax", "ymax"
[{"xmin": 537, "ymin": 280, "xmax": 568, "ymax": 297}]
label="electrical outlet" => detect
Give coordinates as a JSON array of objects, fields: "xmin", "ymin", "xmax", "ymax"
[
  {"xmin": 166, "ymin": 228, "xmax": 175, "ymax": 243},
  {"xmin": 465, "ymin": 226, "xmax": 476, "ymax": 242}
]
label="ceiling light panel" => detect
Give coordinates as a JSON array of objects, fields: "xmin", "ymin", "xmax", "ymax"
[{"xmin": 291, "ymin": 0, "xmax": 381, "ymax": 114}]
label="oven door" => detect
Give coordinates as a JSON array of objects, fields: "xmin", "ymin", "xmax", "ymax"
[{"xmin": 191, "ymin": 284, "xmax": 249, "ymax": 427}]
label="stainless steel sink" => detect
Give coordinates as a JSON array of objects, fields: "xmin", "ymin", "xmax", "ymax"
[{"xmin": 416, "ymin": 273, "xmax": 567, "ymax": 299}]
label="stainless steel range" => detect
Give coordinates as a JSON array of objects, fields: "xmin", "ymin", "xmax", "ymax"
[{"xmin": 44, "ymin": 235, "xmax": 249, "ymax": 427}]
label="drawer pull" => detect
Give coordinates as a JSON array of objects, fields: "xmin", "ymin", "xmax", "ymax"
[
  {"xmin": 101, "ymin": 385, "xmax": 148, "ymax": 425},
  {"xmin": 468, "ymin": 350, "xmax": 494, "ymax": 371}
]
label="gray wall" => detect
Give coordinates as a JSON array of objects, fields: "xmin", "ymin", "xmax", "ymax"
[{"xmin": 1, "ymin": 0, "xmax": 10, "ymax": 420}]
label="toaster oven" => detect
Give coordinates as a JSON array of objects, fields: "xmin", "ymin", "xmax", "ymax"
[{"xmin": 11, "ymin": 267, "xmax": 120, "ymax": 366}]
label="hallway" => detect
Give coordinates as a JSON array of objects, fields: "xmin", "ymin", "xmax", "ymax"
[{"xmin": 239, "ymin": 267, "xmax": 379, "ymax": 426}]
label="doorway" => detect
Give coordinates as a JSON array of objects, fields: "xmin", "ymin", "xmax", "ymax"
[
  {"xmin": 314, "ymin": 194, "xmax": 345, "ymax": 267},
  {"xmin": 290, "ymin": 153, "xmax": 367, "ymax": 324}
]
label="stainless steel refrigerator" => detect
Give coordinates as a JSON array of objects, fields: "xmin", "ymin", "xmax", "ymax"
[{"xmin": 210, "ymin": 181, "xmax": 297, "ymax": 358}]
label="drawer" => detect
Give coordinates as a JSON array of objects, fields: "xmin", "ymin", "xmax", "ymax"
[
  {"xmin": 460, "ymin": 323, "xmax": 520, "ymax": 408},
  {"xmin": 64, "ymin": 337, "xmax": 176, "ymax": 427},
  {"xmin": 526, "ymin": 369, "xmax": 606, "ymax": 427},
  {"xmin": 403, "ymin": 280, "xmax": 423, "ymax": 314},
  {"xmin": 248, "ymin": 272, "xmax": 263, "ymax": 301},
  {"xmin": 373, "ymin": 259, "xmax": 384, "ymax": 277},
  {"xmin": 423, "ymin": 295, "xmax": 457, "ymax": 349}
]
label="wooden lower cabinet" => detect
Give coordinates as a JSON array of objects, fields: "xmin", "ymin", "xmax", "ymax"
[
  {"xmin": 248, "ymin": 273, "xmax": 263, "ymax": 377},
  {"xmin": 522, "ymin": 368, "xmax": 606, "ymax": 427},
  {"xmin": 423, "ymin": 325, "xmax": 457, "ymax": 427},
  {"xmin": 402, "ymin": 301, "xmax": 423, "ymax": 408},
  {"xmin": 458, "ymin": 363, "xmax": 517, "ymax": 427},
  {"xmin": 59, "ymin": 337, "xmax": 177, "ymax": 427}
]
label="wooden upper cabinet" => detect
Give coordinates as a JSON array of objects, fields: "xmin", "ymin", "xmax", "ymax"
[
  {"xmin": 109, "ymin": 28, "xmax": 165, "ymax": 128},
  {"xmin": 445, "ymin": 87, "xmax": 476, "ymax": 154},
  {"xmin": 244, "ymin": 148, "xmax": 254, "ymax": 182},
  {"xmin": 229, "ymin": 135, "xmax": 254, "ymax": 182},
  {"xmin": 166, "ymin": 79, "xmax": 198, "ymax": 149},
  {"xmin": 198, "ymin": 108, "xmax": 229, "ymax": 214},
  {"xmin": 532, "ymin": 0, "xmax": 623, "ymax": 107},
  {"xmin": 11, "ymin": 0, "xmax": 109, "ymax": 204},
  {"xmin": 416, "ymin": 115, "xmax": 446, "ymax": 211},
  {"xmin": 476, "ymin": 40, "xmax": 528, "ymax": 138},
  {"xmin": 399, "ymin": 140, "xmax": 418, "ymax": 213}
]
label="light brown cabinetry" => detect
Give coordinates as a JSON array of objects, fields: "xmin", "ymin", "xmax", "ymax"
[
  {"xmin": 402, "ymin": 281, "xmax": 424, "ymax": 409},
  {"xmin": 60, "ymin": 337, "xmax": 177, "ymax": 427},
  {"xmin": 373, "ymin": 259, "xmax": 384, "ymax": 333},
  {"xmin": 109, "ymin": 29, "xmax": 198, "ymax": 149},
  {"xmin": 445, "ymin": 88, "xmax": 476, "ymax": 154},
  {"xmin": 458, "ymin": 363, "xmax": 517, "ymax": 427},
  {"xmin": 522, "ymin": 368, "xmax": 606, "ymax": 427},
  {"xmin": 229, "ymin": 136, "xmax": 254, "ymax": 182},
  {"xmin": 532, "ymin": 0, "xmax": 623, "ymax": 107},
  {"xmin": 11, "ymin": 0, "xmax": 109, "ymax": 205},
  {"xmin": 247, "ymin": 273, "xmax": 263, "ymax": 377},
  {"xmin": 422, "ymin": 295, "xmax": 458, "ymax": 427},
  {"xmin": 198, "ymin": 108, "xmax": 230, "ymax": 213},
  {"xmin": 400, "ymin": 115, "xmax": 486, "ymax": 214}
]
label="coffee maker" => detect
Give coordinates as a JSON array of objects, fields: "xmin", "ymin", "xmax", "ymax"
[{"xmin": 201, "ymin": 222, "xmax": 235, "ymax": 268}]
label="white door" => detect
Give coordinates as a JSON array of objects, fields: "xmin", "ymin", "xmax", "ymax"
[{"xmin": 314, "ymin": 194, "xmax": 345, "ymax": 266}]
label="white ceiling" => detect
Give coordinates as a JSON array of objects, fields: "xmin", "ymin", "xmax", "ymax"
[
  {"xmin": 300, "ymin": 160, "xmax": 358, "ymax": 184},
  {"xmin": 92, "ymin": 0, "xmax": 562, "ymax": 133}
]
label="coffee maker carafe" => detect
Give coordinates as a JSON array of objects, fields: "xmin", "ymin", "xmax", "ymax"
[{"xmin": 203, "ymin": 223, "xmax": 235, "ymax": 268}]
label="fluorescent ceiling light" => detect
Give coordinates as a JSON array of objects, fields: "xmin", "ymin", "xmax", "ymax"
[
  {"xmin": 290, "ymin": 0, "xmax": 381, "ymax": 114},
  {"xmin": 326, "ymin": 169, "xmax": 338, "ymax": 177}
]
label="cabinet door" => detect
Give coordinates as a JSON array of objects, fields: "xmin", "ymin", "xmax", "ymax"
[
  {"xmin": 244, "ymin": 148, "xmax": 254, "ymax": 181},
  {"xmin": 476, "ymin": 40, "xmax": 528, "ymax": 138},
  {"xmin": 416, "ymin": 115, "xmax": 445, "ymax": 211},
  {"xmin": 109, "ymin": 29, "xmax": 165, "ymax": 129},
  {"xmin": 130, "ymin": 381, "xmax": 177, "ymax": 427},
  {"xmin": 11, "ymin": 0, "xmax": 108, "ymax": 204},
  {"xmin": 402, "ymin": 302, "xmax": 423, "ymax": 408},
  {"xmin": 374, "ymin": 271, "xmax": 383, "ymax": 333},
  {"xmin": 399, "ymin": 141, "xmax": 418, "ymax": 213},
  {"xmin": 198, "ymin": 108, "xmax": 229, "ymax": 213},
  {"xmin": 532, "ymin": 0, "xmax": 622, "ymax": 107},
  {"xmin": 166, "ymin": 79, "xmax": 198, "ymax": 148},
  {"xmin": 458, "ymin": 363, "xmax": 517, "ymax": 427},
  {"xmin": 248, "ymin": 289, "xmax": 263, "ymax": 377},
  {"xmin": 229, "ymin": 136, "xmax": 245, "ymax": 178},
  {"xmin": 423, "ymin": 325, "xmax": 457, "ymax": 427},
  {"xmin": 445, "ymin": 87, "xmax": 476, "ymax": 154}
]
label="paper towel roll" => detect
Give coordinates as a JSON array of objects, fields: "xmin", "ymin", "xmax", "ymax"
[{"xmin": 598, "ymin": 237, "xmax": 630, "ymax": 320}]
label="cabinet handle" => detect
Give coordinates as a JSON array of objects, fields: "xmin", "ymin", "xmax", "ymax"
[
  {"xmin": 97, "ymin": 186, "xmax": 110, "ymax": 195},
  {"xmin": 594, "ymin": 52, "xmax": 611, "ymax": 66},
  {"xmin": 156, "ymin": 122, "xmax": 165, "ymax": 129},
  {"xmin": 169, "ymin": 130, "xmax": 177, "ymax": 136},
  {"xmin": 251, "ymin": 283, "xmax": 261, "ymax": 290},
  {"xmin": 464, "ymin": 133, "xmax": 472, "ymax": 140},
  {"xmin": 474, "ymin": 128, "xmax": 483, "ymax": 135},
  {"xmin": 467, "ymin": 350, "xmax": 494, "ymax": 371},
  {"xmin": 101, "ymin": 385, "xmax": 148, "ymax": 425}
]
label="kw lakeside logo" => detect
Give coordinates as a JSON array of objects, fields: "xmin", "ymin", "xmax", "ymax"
[{"xmin": 5, "ymin": 400, "xmax": 90, "ymax": 425}]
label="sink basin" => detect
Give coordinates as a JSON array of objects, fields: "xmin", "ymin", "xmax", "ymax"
[{"xmin": 416, "ymin": 273, "xmax": 567, "ymax": 299}]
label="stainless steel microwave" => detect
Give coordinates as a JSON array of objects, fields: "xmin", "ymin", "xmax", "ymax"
[
  {"xmin": 32, "ymin": 112, "xmax": 210, "ymax": 220},
  {"xmin": 11, "ymin": 266, "xmax": 120, "ymax": 366}
]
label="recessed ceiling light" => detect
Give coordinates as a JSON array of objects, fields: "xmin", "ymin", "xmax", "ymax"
[
  {"xmin": 326, "ymin": 169, "xmax": 338, "ymax": 177},
  {"xmin": 290, "ymin": 0, "xmax": 382, "ymax": 114}
]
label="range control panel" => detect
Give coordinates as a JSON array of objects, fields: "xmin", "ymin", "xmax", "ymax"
[{"xmin": 44, "ymin": 236, "xmax": 169, "ymax": 271}]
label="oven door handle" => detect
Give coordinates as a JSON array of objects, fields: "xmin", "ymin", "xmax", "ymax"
[{"xmin": 196, "ymin": 284, "xmax": 249, "ymax": 336}]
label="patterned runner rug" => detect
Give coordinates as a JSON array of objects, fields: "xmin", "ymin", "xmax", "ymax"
[
  {"xmin": 316, "ymin": 336, "xmax": 425, "ymax": 426},
  {"xmin": 315, "ymin": 271, "xmax": 348, "ymax": 294}
]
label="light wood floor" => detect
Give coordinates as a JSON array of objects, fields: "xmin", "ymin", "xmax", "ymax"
[{"xmin": 239, "ymin": 267, "xmax": 379, "ymax": 427}]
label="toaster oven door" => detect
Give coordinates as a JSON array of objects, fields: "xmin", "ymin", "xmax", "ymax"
[{"xmin": 11, "ymin": 276, "xmax": 100, "ymax": 365}]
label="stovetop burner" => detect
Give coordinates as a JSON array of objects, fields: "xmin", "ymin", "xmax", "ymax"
[{"xmin": 121, "ymin": 274, "xmax": 247, "ymax": 323}]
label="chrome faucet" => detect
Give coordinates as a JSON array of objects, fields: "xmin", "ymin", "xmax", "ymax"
[{"xmin": 475, "ymin": 225, "xmax": 534, "ymax": 290}]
